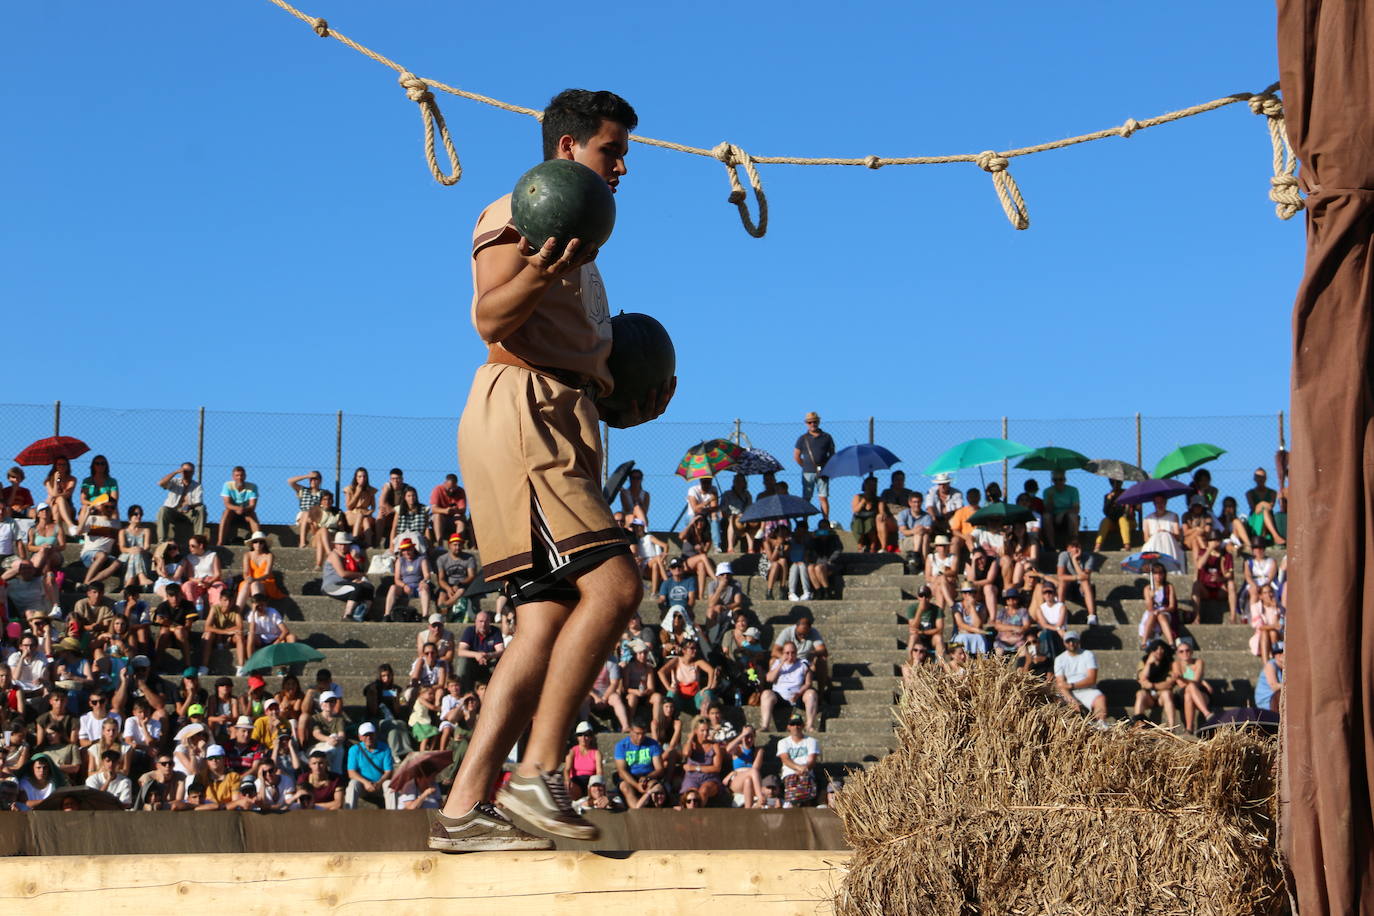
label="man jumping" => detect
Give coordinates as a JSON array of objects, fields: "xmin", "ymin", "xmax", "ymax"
[{"xmin": 429, "ymin": 89, "xmax": 673, "ymax": 852}]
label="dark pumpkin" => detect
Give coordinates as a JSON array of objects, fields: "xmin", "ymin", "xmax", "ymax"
[
  {"xmin": 598, "ymin": 312, "xmax": 675, "ymax": 428},
  {"xmin": 510, "ymin": 160, "xmax": 616, "ymax": 254}
]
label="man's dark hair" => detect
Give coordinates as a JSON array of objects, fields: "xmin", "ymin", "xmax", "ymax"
[
  {"xmin": 317, "ymin": 669, "xmax": 332, "ymax": 682},
  {"xmin": 378, "ymin": 663, "xmax": 393, "ymax": 675},
  {"xmin": 542, "ymin": 89, "xmax": 638, "ymax": 160},
  {"xmin": 389, "ymin": 468, "xmax": 403, "ymax": 478}
]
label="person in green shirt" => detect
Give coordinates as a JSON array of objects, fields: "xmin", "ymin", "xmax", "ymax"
[
  {"xmin": 906, "ymin": 589, "xmax": 946, "ymax": 657},
  {"xmin": 1044, "ymin": 473, "xmax": 1080, "ymax": 550}
]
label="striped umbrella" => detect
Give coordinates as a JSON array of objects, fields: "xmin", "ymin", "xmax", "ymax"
[{"xmin": 675, "ymin": 438, "xmax": 742, "ymax": 480}]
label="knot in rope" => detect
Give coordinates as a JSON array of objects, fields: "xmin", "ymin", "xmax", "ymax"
[
  {"xmin": 311, "ymin": 17, "xmax": 329, "ymax": 37},
  {"xmin": 864, "ymin": 155, "xmax": 883, "ymax": 170},
  {"xmin": 975, "ymin": 150, "xmax": 1009, "ymax": 173},
  {"xmin": 712, "ymin": 142, "xmax": 768, "ymax": 238},
  {"xmin": 1119, "ymin": 118, "xmax": 1140, "ymax": 138},
  {"xmin": 399, "ymin": 71, "xmax": 434, "ymax": 104},
  {"xmin": 973, "ymin": 150, "xmax": 1029, "ymax": 230},
  {"xmin": 1248, "ymin": 94, "xmax": 1283, "ymax": 118},
  {"xmin": 1270, "ymin": 174, "xmax": 1304, "ymax": 220}
]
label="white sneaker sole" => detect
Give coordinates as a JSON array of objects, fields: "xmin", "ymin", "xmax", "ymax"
[
  {"xmin": 427, "ymin": 832, "xmax": 553, "ymax": 852},
  {"xmin": 496, "ymin": 785, "xmax": 599, "ymax": 841}
]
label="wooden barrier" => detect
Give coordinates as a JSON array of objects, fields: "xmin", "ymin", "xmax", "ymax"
[{"xmin": 0, "ymin": 850, "xmax": 851, "ymax": 914}]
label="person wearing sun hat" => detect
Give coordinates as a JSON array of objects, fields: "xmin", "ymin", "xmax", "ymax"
[
  {"xmin": 435, "ymin": 533, "xmax": 479, "ymax": 619},
  {"xmin": 794, "ymin": 411, "xmax": 835, "ymax": 521},
  {"xmin": 383, "ymin": 535, "xmax": 433, "ymax": 623},
  {"xmin": 925, "ymin": 473, "xmax": 964, "ymax": 542}
]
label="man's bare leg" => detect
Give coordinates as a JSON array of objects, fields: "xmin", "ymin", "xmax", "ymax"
[{"xmin": 441, "ymin": 599, "xmax": 572, "ymax": 816}]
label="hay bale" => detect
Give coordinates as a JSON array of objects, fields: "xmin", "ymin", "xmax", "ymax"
[{"xmin": 831, "ymin": 661, "xmax": 1284, "ymax": 916}]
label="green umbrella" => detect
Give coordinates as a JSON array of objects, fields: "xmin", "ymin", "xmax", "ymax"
[
  {"xmin": 923, "ymin": 438, "xmax": 1033, "ymax": 475},
  {"xmin": 1152, "ymin": 443, "xmax": 1226, "ymax": 479},
  {"xmin": 968, "ymin": 503, "xmax": 1035, "ymax": 526},
  {"xmin": 242, "ymin": 642, "xmax": 325, "ymax": 673},
  {"xmin": 1014, "ymin": 447, "xmax": 1091, "ymax": 473}
]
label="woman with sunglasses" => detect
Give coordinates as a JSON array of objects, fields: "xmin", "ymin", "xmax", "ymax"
[
  {"xmin": 43, "ymin": 458, "xmax": 78, "ymax": 536},
  {"xmin": 1171, "ymin": 640, "xmax": 1213, "ymax": 733},
  {"xmin": 76, "ymin": 455, "xmax": 119, "ymax": 531}
]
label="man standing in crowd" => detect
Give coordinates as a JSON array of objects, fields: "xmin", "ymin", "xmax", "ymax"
[
  {"xmin": 794, "ymin": 412, "xmax": 835, "ymax": 521},
  {"xmin": 157, "ymin": 463, "xmax": 205, "ymax": 542}
]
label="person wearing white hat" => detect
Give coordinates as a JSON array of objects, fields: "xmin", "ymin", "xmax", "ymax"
[
  {"xmin": 794, "ymin": 412, "xmax": 835, "ymax": 521},
  {"xmin": 1053, "ymin": 632, "xmax": 1107, "ymax": 722},
  {"xmin": 925, "ymin": 535, "xmax": 959, "ymax": 609},
  {"xmin": 322, "ymin": 531, "xmax": 375, "ymax": 622},
  {"xmin": 706, "ymin": 561, "xmax": 745, "ymax": 635},
  {"xmin": 345, "ymin": 721, "xmax": 393, "ymax": 809},
  {"xmin": 925, "ymin": 473, "xmax": 964, "ymax": 546}
]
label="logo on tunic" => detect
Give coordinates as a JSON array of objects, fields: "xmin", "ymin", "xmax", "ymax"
[{"xmin": 582, "ymin": 265, "xmax": 609, "ymax": 326}]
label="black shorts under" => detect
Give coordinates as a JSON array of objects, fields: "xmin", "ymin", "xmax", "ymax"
[{"xmin": 504, "ymin": 542, "xmax": 632, "ymax": 606}]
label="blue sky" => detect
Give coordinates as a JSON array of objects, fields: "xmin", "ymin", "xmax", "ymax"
[{"xmin": 0, "ymin": 3, "xmax": 1294, "ymax": 520}]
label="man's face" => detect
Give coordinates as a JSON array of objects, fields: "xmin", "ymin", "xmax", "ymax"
[
  {"xmin": 1255, "ymin": 471, "xmax": 1268, "ymax": 486},
  {"xmin": 182, "ymin": 464, "xmax": 194, "ymax": 478},
  {"xmin": 232, "ymin": 469, "xmax": 245, "ymax": 484},
  {"xmin": 325, "ymin": 698, "xmax": 341, "ymax": 715},
  {"xmin": 909, "ymin": 495, "xmax": 922, "ymax": 511},
  {"xmin": 671, "ymin": 566, "xmax": 685, "ymax": 579},
  {"xmin": 234, "ymin": 726, "xmax": 250, "ymax": 743},
  {"xmin": 389, "ymin": 473, "xmax": 403, "ymax": 489},
  {"xmin": 475, "ymin": 612, "xmax": 490, "ymax": 633},
  {"xmin": 1065, "ymin": 639, "xmax": 1081, "ymax": 654},
  {"xmin": 208, "ymin": 756, "xmax": 226, "ymax": 774},
  {"xmin": 362, "ymin": 732, "xmax": 376, "ymax": 747},
  {"xmin": 568, "ymin": 119, "xmax": 630, "ymax": 192},
  {"xmin": 448, "ymin": 540, "xmax": 462, "ymax": 556},
  {"xmin": 310, "ymin": 755, "xmax": 328, "ymax": 773},
  {"xmin": 701, "ymin": 478, "xmax": 715, "ymax": 493},
  {"xmin": 629, "ymin": 725, "xmax": 645, "ymax": 745},
  {"xmin": 796, "ymin": 618, "xmax": 812, "ymax": 637}
]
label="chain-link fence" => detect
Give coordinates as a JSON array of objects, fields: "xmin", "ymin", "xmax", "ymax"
[{"xmin": 1, "ymin": 402, "xmax": 1286, "ymax": 530}]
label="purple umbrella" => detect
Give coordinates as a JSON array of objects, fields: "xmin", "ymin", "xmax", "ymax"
[{"xmin": 1114, "ymin": 478, "xmax": 1191, "ymax": 506}]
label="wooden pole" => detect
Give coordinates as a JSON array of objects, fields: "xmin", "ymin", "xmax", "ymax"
[
  {"xmin": 334, "ymin": 411, "xmax": 343, "ymax": 502},
  {"xmin": 196, "ymin": 407, "xmax": 205, "ymax": 478},
  {"xmin": 53, "ymin": 400, "xmax": 60, "ymax": 437}
]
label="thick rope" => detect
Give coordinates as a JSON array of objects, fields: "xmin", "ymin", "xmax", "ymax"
[{"xmin": 266, "ymin": 0, "xmax": 1301, "ymax": 235}]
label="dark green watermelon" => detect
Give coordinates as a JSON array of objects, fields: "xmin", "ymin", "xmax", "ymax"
[
  {"xmin": 510, "ymin": 159, "xmax": 616, "ymax": 254},
  {"xmin": 598, "ymin": 312, "xmax": 675, "ymax": 428}
]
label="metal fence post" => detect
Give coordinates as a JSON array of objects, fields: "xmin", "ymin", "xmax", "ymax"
[
  {"xmin": 868, "ymin": 417, "xmax": 874, "ymax": 445},
  {"xmin": 733, "ymin": 418, "xmax": 741, "ymax": 445},
  {"xmin": 196, "ymin": 407, "xmax": 205, "ymax": 477},
  {"xmin": 1135, "ymin": 412, "xmax": 1144, "ymax": 534},
  {"xmin": 53, "ymin": 401, "xmax": 60, "ymax": 437},
  {"xmin": 1278, "ymin": 410, "xmax": 1287, "ymax": 451},
  {"xmin": 335, "ymin": 411, "xmax": 343, "ymax": 501},
  {"xmin": 1001, "ymin": 416, "xmax": 1009, "ymax": 496}
]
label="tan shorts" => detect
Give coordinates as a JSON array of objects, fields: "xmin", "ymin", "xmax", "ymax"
[{"xmin": 458, "ymin": 363, "xmax": 626, "ymax": 583}]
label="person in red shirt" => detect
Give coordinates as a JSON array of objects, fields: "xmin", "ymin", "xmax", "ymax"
[
  {"xmin": 430, "ymin": 474, "xmax": 469, "ymax": 547},
  {"xmin": 2, "ymin": 468, "xmax": 34, "ymax": 519}
]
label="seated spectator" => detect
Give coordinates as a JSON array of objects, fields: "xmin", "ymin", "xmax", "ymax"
[
  {"xmin": 293, "ymin": 746, "xmax": 345, "ymax": 809},
  {"xmin": 1193, "ymin": 533, "xmax": 1238, "ymax": 623},
  {"xmin": 151, "ymin": 540, "xmax": 192, "ymax": 601},
  {"xmin": 659, "ymin": 640, "xmax": 717, "ymax": 714},
  {"xmin": 86, "ymin": 716, "xmax": 125, "ymax": 775},
  {"xmin": 808, "ymin": 519, "xmax": 843, "ymax": 600},
  {"xmin": 287, "ymin": 471, "xmax": 326, "ymax": 548},
  {"xmin": 926, "ymin": 474, "xmax": 964, "ymax": 540},
  {"xmin": 1054, "ymin": 540, "xmax": 1098, "ymax": 626},
  {"xmin": 172, "ymin": 721, "xmax": 209, "ymax": 784},
  {"xmin": 620, "ymin": 468, "xmax": 652, "ymax": 530},
  {"xmin": 113, "ymin": 505, "xmax": 154, "ymax": 589},
  {"xmin": 1140, "ymin": 564, "xmax": 1181, "ymax": 648},
  {"xmin": 5, "ymin": 558, "xmax": 54, "ymax": 625},
  {"xmin": 572, "ymin": 774, "xmax": 624, "ymax": 814},
  {"xmin": 136, "ymin": 752, "xmax": 188, "ymax": 810},
  {"xmin": 1254, "ymin": 643, "xmax": 1284, "ymax": 713},
  {"xmin": 9, "ymin": 632, "xmax": 51, "ymax": 713},
  {"xmin": 718, "ymin": 473, "xmax": 752, "ymax": 553},
  {"xmin": 650, "ymin": 696, "xmax": 682, "ymax": 750},
  {"xmin": 723, "ymin": 725, "xmax": 764, "ymax": 808},
  {"xmin": 760, "ymin": 641, "xmax": 818, "ymax": 731},
  {"xmin": 79, "ymin": 504, "xmax": 121, "ymax": 587},
  {"xmin": 1132, "ymin": 640, "xmax": 1178, "ymax": 728},
  {"xmin": 375, "ymin": 469, "xmax": 407, "ymax": 550},
  {"xmin": 657, "ymin": 558, "xmax": 698, "ymax": 626},
  {"xmin": 429, "ymin": 474, "xmax": 469, "ymax": 547},
  {"xmin": 635, "ymin": 526, "xmax": 670, "ymax": 595},
  {"xmin": 42, "ymin": 459, "xmax": 79, "ymax": 539},
  {"xmin": 322, "ymin": 533, "xmax": 374, "ymax": 622},
  {"xmin": 1215, "ymin": 497, "xmax": 1251, "ymax": 553},
  {"xmin": 678, "ymin": 716, "xmax": 725, "ymax": 805},
  {"xmin": 245, "ymin": 592, "xmax": 294, "ymax": 656},
  {"xmin": 345, "ymin": 722, "xmax": 393, "ymax": 809},
  {"xmin": 901, "ymin": 643, "xmax": 934, "ymax": 683},
  {"xmin": 408, "ymin": 643, "xmax": 450, "ymax": 700},
  {"xmin": 18, "ymin": 754, "xmax": 59, "ymax": 807},
  {"xmin": 584, "ymin": 657, "xmax": 630, "ymax": 732},
  {"xmin": 235, "ymin": 532, "xmax": 286, "ymax": 609},
  {"xmin": 622, "ymin": 639, "xmax": 664, "ymax": 726},
  {"xmin": 309, "ymin": 491, "xmax": 346, "ymax": 568},
  {"xmin": 965, "ymin": 541, "xmax": 1000, "ymax": 615},
  {"xmin": 897, "ymin": 492, "xmax": 933, "ymax": 572},
  {"xmin": 683, "ymin": 475, "xmax": 722, "ymax": 546},
  {"xmin": 949, "ymin": 581, "xmax": 989, "ymax": 656},
  {"xmin": 2, "ymin": 467, "xmax": 33, "ymax": 521},
  {"xmin": 1182, "ymin": 502, "xmax": 1214, "ymax": 565},
  {"xmin": 181, "ymin": 535, "xmax": 226, "ymax": 611},
  {"xmin": 632, "ymin": 780, "xmax": 671, "ymax": 809},
  {"xmin": 1171, "ymin": 639, "xmax": 1212, "ymax": 733},
  {"xmin": 438, "ymin": 680, "xmax": 478, "ymax": 752},
  {"xmin": 1043, "ymin": 473, "xmax": 1081, "ymax": 551},
  {"xmin": 122, "ymin": 698, "xmax": 162, "ymax": 769},
  {"xmin": 786, "ymin": 520, "xmax": 815, "ymax": 601},
  {"xmin": 1, "ymin": 724, "xmax": 32, "ymax": 781},
  {"xmin": 614, "ymin": 723, "xmax": 665, "ymax": 806},
  {"xmin": 1248, "ymin": 584, "xmax": 1284, "ymax": 662},
  {"xmin": 280, "ymin": 673, "xmax": 312, "ymax": 727},
  {"xmin": 434, "ymin": 536, "xmax": 478, "ymax": 618},
  {"xmin": 850, "ymin": 476, "xmax": 881, "ymax": 553},
  {"xmin": 925, "ymin": 536, "xmax": 959, "ymax": 609},
  {"xmin": 216, "ymin": 466, "xmax": 260, "ymax": 546},
  {"xmin": 877, "ymin": 471, "xmax": 914, "ymax": 553},
  {"xmin": 1141, "ymin": 495, "xmax": 1184, "ymax": 567},
  {"xmin": 949, "ymin": 488, "xmax": 981, "ymax": 558},
  {"xmin": 389, "ymin": 487, "xmax": 432, "ymax": 555},
  {"xmin": 201, "ymin": 598, "xmax": 246, "ymax": 676},
  {"xmin": 705, "ymin": 562, "xmax": 745, "ymax": 636},
  {"xmin": 149, "ymin": 585, "xmax": 196, "ymax": 669},
  {"xmin": 77, "ymin": 456, "xmax": 119, "ymax": 531},
  {"xmin": 224, "ymin": 715, "xmax": 265, "ymax": 775},
  {"xmin": 1053, "ymin": 632, "xmax": 1106, "ymax": 721},
  {"xmin": 199, "ymin": 744, "xmax": 243, "ymax": 809},
  {"xmin": 991, "ymin": 588, "xmax": 1032, "ymax": 659},
  {"xmin": 417, "ymin": 614, "xmax": 457, "ymax": 666},
  {"xmin": 71, "ymin": 581, "xmax": 117, "ymax": 637},
  {"xmin": 385, "ymin": 537, "xmax": 433, "ymax": 623},
  {"xmin": 564, "ymin": 721, "xmax": 603, "ymax": 800},
  {"xmin": 680, "ymin": 514, "xmax": 715, "ymax": 600},
  {"xmin": 309, "ymin": 692, "xmax": 349, "ymax": 775},
  {"xmin": 363, "ymin": 664, "xmax": 402, "ymax": 723},
  {"xmin": 1240, "ymin": 544, "xmax": 1279, "ymax": 610},
  {"xmin": 85, "ymin": 748, "xmax": 133, "ymax": 807},
  {"xmin": 454, "ymin": 610, "xmax": 503, "ymax": 692},
  {"xmin": 408, "ymin": 685, "xmax": 441, "ymax": 751},
  {"xmin": 343, "ymin": 468, "xmax": 378, "ymax": 548},
  {"xmin": 156, "ymin": 463, "xmax": 206, "ymax": 542},
  {"xmin": 1245, "ymin": 467, "xmax": 1286, "ymax": 546},
  {"xmin": 26, "ymin": 503, "xmax": 66, "ymax": 583},
  {"xmin": 760, "ymin": 525, "xmax": 790, "ymax": 601},
  {"xmin": 1032, "ymin": 582, "xmax": 1069, "ymax": 659},
  {"xmin": 758, "ymin": 774, "xmax": 783, "ymax": 808},
  {"xmin": 776, "ymin": 713, "xmax": 820, "ymax": 807},
  {"xmin": 33, "ymin": 691, "xmax": 79, "ymax": 779},
  {"xmin": 773, "ymin": 612, "xmax": 829, "ymax": 690}
]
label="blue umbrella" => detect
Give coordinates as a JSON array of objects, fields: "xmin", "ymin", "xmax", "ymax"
[
  {"xmin": 740, "ymin": 493, "xmax": 820, "ymax": 523},
  {"xmin": 821, "ymin": 444, "xmax": 901, "ymax": 478},
  {"xmin": 1115, "ymin": 478, "xmax": 1191, "ymax": 506},
  {"xmin": 1120, "ymin": 551, "xmax": 1183, "ymax": 574}
]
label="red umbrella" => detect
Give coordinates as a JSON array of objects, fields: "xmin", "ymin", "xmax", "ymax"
[{"xmin": 15, "ymin": 436, "xmax": 89, "ymax": 467}]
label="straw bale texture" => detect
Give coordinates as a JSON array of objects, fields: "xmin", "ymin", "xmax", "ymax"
[{"xmin": 831, "ymin": 661, "xmax": 1284, "ymax": 915}]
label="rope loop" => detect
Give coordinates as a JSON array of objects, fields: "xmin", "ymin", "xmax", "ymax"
[
  {"xmin": 712, "ymin": 142, "xmax": 769, "ymax": 238},
  {"xmin": 311, "ymin": 17, "xmax": 329, "ymax": 37},
  {"xmin": 1247, "ymin": 91, "xmax": 1304, "ymax": 220},
  {"xmin": 1271, "ymin": 174, "xmax": 1304, "ymax": 220},
  {"xmin": 1119, "ymin": 118, "xmax": 1140, "ymax": 138},
  {"xmin": 398, "ymin": 71, "xmax": 461, "ymax": 186},
  {"xmin": 974, "ymin": 151, "xmax": 1029, "ymax": 230}
]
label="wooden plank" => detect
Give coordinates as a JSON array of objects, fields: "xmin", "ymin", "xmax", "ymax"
[{"xmin": 0, "ymin": 850, "xmax": 851, "ymax": 915}]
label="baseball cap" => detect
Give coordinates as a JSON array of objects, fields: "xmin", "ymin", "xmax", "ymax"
[
  {"xmin": 575, "ymin": 721, "xmax": 593, "ymax": 735},
  {"xmin": 667, "ymin": 556, "xmax": 683, "ymax": 569},
  {"xmin": 428, "ymin": 613, "xmax": 443, "ymax": 624},
  {"xmin": 131, "ymin": 655, "xmax": 151, "ymax": 668},
  {"xmin": 308, "ymin": 745, "xmax": 329, "ymax": 758},
  {"xmin": 787, "ymin": 712, "xmax": 805, "ymax": 726},
  {"xmin": 185, "ymin": 704, "xmax": 205, "ymax": 717},
  {"xmin": 588, "ymin": 775, "xmax": 605, "ymax": 787},
  {"xmin": 233, "ymin": 715, "xmax": 253, "ymax": 729},
  {"xmin": 447, "ymin": 533, "xmax": 462, "ymax": 543},
  {"xmin": 182, "ymin": 666, "xmax": 199, "ymax": 679},
  {"xmin": 320, "ymin": 690, "xmax": 339, "ymax": 703},
  {"xmin": 715, "ymin": 561, "xmax": 733, "ymax": 576},
  {"xmin": 358, "ymin": 722, "xmax": 377, "ymax": 736},
  {"xmin": 205, "ymin": 744, "xmax": 226, "ymax": 759},
  {"xmin": 744, "ymin": 626, "xmax": 761, "ymax": 639},
  {"xmin": 1063, "ymin": 631, "xmax": 1082, "ymax": 643},
  {"xmin": 264, "ymin": 698, "xmax": 278, "ymax": 709}
]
